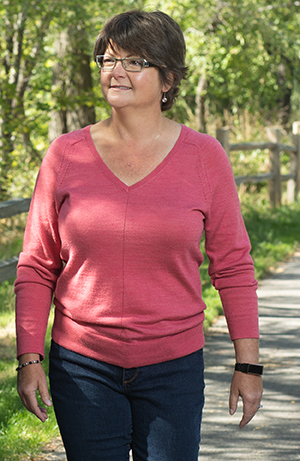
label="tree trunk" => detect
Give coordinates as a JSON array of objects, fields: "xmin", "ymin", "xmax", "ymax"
[
  {"xmin": 0, "ymin": 117, "xmax": 15, "ymax": 199},
  {"xmin": 195, "ymin": 73, "xmax": 207, "ymax": 133},
  {"xmin": 49, "ymin": 25, "xmax": 96, "ymax": 142},
  {"xmin": 276, "ymin": 59, "xmax": 294, "ymax": 127}
]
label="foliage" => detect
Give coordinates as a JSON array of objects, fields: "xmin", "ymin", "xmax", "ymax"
[
  {"xmin": 166, "ymin": 0, "xmax": 300, "ymax": 131},
  {"xmin": 1, "ymin": 0, "xmax": 300, "ymax": 197},
  {"xmin": 0, "ymin": 0, "xmax": 139, "ymax": 200},
  {"xmin": 0, "ymin": 0, "xmax": 60, "ymax": 197}
]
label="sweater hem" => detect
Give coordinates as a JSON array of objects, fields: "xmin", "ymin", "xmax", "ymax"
[{"xmin": 52, "ymin": 309, "xmax": 205, "ymax": 368}]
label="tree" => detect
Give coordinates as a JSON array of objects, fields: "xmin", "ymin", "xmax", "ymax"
[
  {"xmin": 1, "ymin": 0, "xmax": 300, "ymax": 199},
  {"xmin": 152, "ymin": 0, "xmax": 300, "ymax": 131},
  {"xmin": 0, "ymin": 0, "xmax": 146, "ymax": 199},
  {"xmin": 0, "ymin": 0, "xmax": 58, "ymax": 197},
  {"xmin": 48, "ymin": 20, "xmax": 96, "ymax": 140}
]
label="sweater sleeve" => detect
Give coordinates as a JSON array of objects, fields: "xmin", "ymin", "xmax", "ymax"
[
  {"xmin": 15, "ymin": 136, "xmax": 66, "ymax": 359},
  {"xmin": 198, "ymin": 136, "xmax": 259, "ymax": 340}
]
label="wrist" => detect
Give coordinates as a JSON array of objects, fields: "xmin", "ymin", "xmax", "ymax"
[
  {"xmin": 18, "ymin": 353, "xmax": 41, "ymax": 365},
  {"xmin": 16, "ymin": 357, "xmax": 43, "ymax": 372},
  {"xmin": 235, "ymin": 362, "xmax": 263, "ymax": 375},
  {"xmin": 233, "ymin": 338, "xmax": 259, "ymax": 364}
]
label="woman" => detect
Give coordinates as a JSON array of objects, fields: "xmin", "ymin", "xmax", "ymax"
[{"xmin": 15, "ymin": 10, "xmax": 263, "ymax": 461}]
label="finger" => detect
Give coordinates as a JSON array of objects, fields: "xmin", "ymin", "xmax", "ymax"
[
  {"xmin": 239, "ymin": 412, "xmax": 255, "ymax": 428},
  {"xmin": 21, "ymin": 390, "xmax": 49, "ymax": 423},
  {"xmin": 39, "ymin": 381, "xmax": 52, "ymax": 407},
  {"xmin": 229, "ymin": 395, "xmax": 238, "ymax": 415},
  {"xmin": 229, "ymin": 378, "xmax": 239, "ymax": 415},
  {"xmin": 240, "ymin": 401, "xmax": 261, "ymax": 428},
  {"xmin": 17, "ymin": 366, "xmax": 51, "ymax": 422}
]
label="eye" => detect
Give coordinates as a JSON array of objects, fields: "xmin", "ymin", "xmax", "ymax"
[
  {"xmin": 128, "ymin": 59, "xmax": 143, "ymax": 67},
  {"xmin": 103, "ymin": 57, "xmax": 115, "ymax": 65},
  {"xmin": 126, "ymin": 59, "xmax": 143, "ymax": 70}
]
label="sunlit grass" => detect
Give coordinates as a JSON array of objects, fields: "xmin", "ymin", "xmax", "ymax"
[
  {"xmin": 201, "ymin": 197, "xmax": 300, "ymax": 330},
  {"xmin": 0, "ymin": 368, "xmax": 57, "ymax": 460},
  {"xmin": 0, "ymin": 308, "xmax": 60, "ymax": 461},
  {"xmin": 0, "ymin": 215, "xmax": 26, "ymax": 261},
  {"xmin": 0, "ymin": 215, "xmax": 59, "ymax": 460},
  {"xmin": 242, "ymin": 196, "xmax": 300, "ymax": 278}
]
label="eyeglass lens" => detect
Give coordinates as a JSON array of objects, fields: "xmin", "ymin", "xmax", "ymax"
[{"xmin": 97, "ymin": 56, "xmax": 148, "ymax": 72}]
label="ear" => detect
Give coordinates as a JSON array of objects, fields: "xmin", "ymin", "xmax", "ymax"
[{"xmin": 162, "ymin": 71, "xmax": 174, "ymax": 93}]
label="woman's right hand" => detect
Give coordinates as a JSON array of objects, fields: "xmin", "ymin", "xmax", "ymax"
[{"xmin": 17, "ymin": 353, "xmax": 52, "ymax": 422}]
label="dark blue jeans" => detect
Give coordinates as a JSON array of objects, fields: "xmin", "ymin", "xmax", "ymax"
[{"xmin": 49, "ymin": 341, "xmax": 205, "ymax": 461}]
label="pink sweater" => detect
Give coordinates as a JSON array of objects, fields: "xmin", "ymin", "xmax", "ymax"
[{"xmin": 15, "ymin": 125, "xmax": 258, "ymax": 368}]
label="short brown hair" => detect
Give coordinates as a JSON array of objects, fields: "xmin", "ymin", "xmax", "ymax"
[{"xmin": 93, "ymin": 10, "xmax": 188, "ymax": 111}]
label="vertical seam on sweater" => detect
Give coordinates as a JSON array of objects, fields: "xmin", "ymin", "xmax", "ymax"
[
  {"xmin": 56, "ymin": 139, "xmax": 83, "ymax": 189},
  {"xmin": 120, "ymin": 192, "xmax": 130, "ymax": 337},
  {"xmin": 56, "ymin": 143, "xmax": 69, "ymax": 188},
  {"xmin": 51, "ymin": 142, "xmax": 73, "ymax": 247},
  {"xmin": 42, "ymin": 141, "xmax": 70, "ymax": 247},
  {"xmin": 194, "ymin": 141, "xmax": 211, "ymax": 210}
]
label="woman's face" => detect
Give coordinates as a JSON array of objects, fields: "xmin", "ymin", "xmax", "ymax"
[{"xmin": 100, "ymin": 44, "xmax": 170, "ymax": 112}]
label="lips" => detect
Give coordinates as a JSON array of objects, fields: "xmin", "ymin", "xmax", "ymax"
[{"xmin": 110, "ymin": 85, "xmax": 131, "ymax": 90}]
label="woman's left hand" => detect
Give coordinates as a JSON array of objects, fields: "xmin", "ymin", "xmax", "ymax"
[{"xmin": 229, "ymin": 371, "xmax": 263, "ymax": 428}]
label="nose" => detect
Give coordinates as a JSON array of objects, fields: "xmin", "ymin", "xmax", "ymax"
[{"xmin": 111, "ymin": 59, "xmax": 126, "ymax": 76}]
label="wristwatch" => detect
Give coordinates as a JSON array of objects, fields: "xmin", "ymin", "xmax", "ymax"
[{"xmin": 235, "ymin": 363, "xmax": 263, "ymax": 375}]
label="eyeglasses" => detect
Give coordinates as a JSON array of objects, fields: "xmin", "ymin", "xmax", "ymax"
[{"xmin": 95, "ymin": 55, "xmax": 156, "ymax": 72}]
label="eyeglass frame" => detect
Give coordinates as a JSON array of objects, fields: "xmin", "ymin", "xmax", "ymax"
[{"xmin": 95, "ymin": 55, "xmax": 156, "ymax": 72}]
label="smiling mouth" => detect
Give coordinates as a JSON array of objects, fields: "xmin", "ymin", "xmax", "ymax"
[{"xmin": 110, "ymin": 85, "xmax": 131, "ymax": 90}]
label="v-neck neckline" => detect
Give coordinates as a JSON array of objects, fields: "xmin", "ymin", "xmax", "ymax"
[{"xmin": 84, "ymin": 124, "xmax": 184, "ymax": 192}]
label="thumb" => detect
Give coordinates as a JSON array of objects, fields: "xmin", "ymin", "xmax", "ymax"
[
  {"xmin": 41, "ymin": 391, "xmax": 52, "ymax": 407},
  {"xmin": 39, "ymin": 378, "xmax": 52, "ymax": 407},
  {"xmin": 229, "ymin": 379, "xmax": 239, "ymax": 416}
]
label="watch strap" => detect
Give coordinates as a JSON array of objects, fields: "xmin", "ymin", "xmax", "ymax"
[{"xmin": 235, "ymin": 362, "xmax": 263, "ymax": 375}]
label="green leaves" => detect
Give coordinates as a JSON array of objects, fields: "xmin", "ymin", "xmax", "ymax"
[
  {"xmin": 153, "ymin": 0, "xmax": 300, "ymax": 128},
  {"xmin": 1, "ymin": 0, "xmax": 300, "ymax": 198}
]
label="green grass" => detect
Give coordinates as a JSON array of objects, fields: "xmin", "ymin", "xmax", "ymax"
[
  {"xmin": 243, "ymin": 200, "xmax": 300, "ymax": 278},
  {"xmin": 0, "ymin": 216, "xmax": 60, "ymax": 461},
  {"xmin": 0, "ymin": 309, "xmax": 60, "ymax": 461},
  {"xmin": 0, "ymin": 216, "xmax": 26, "ymax": 262},
  {"xmin": 200, "ymin": 198, "xmax": 300, "ymax": 330},
  {"xmin": 0, "ymin": 199, "xmax": 300, "ymax": 459}
]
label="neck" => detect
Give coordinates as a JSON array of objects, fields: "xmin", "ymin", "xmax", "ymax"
[{"xmin": 107, "ymin": 107, "xmax": 168, "ymax": 143}]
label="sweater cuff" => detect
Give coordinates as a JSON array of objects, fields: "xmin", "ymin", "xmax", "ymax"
[
  {"xmin": 15, "ymin": 283, "xmax": 53, "ymax": 359},
  {"xmin": 219, "ymin": 286, "xmax": 259, "ymax": 340}
]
